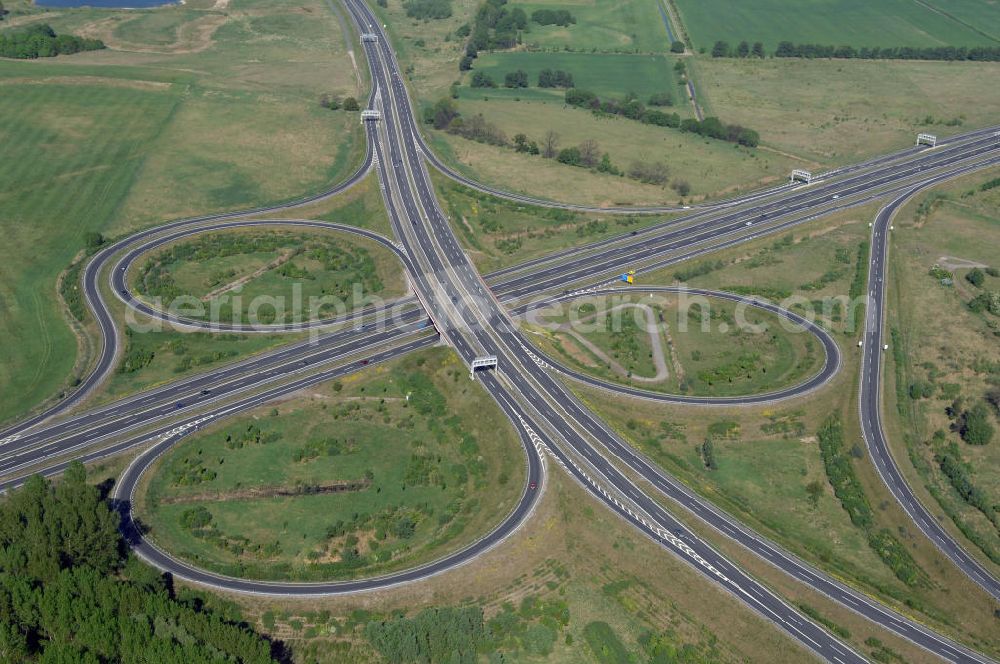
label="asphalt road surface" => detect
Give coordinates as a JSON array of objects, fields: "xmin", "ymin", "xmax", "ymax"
[{"xmin": 0, "ymin": 2, "xmax": 998, "ymax": 660}]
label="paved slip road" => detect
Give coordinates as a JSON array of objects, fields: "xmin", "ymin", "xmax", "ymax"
[
  {"xmin": 0, "ymin": 2, "xmax": 997, "ymax": 660},
  {"xmin": 860, "ymin": 186, "xmax": 1000, "ymax": 601}
]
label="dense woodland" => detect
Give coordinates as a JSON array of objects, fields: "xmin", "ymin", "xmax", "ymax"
[
  {"xmin": 0, "ymin": 23, "xmax": 105, "ymax": 59},
  {"xmin": 0, "ymin": 464, "xmax": 277, "ymax": 662}
]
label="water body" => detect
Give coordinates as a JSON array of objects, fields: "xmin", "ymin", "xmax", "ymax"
[{"xmin": 34, "ymin": 0, "xmax": 177, "ymax": 7}]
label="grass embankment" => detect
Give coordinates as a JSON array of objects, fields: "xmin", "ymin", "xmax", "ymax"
[
  {"xmin": 435, "ymin": 170, "xmax": 677, "ymax": 270},
  {"xmin": 138, "ymin": 347, "xmax": 524, "ymax": 581},
  {"xmin": 0, "ymin": 0, "xmax": 366, "ymax": 426},
  {"xmin": 132, "ymin": 229, "xmax": 404, "ymax": 324},
  {"xmin": 231, "ymin": 471, "xmax": 814, "ymax": 664},
  {"xmin": 884, "ymin": 168, "xmax": 1000, "ymax": 569},
  {"xmin": 525, "ymin": 292, "xmax": 824, "ymax": 397},
  {"xmin": 578, "ymin": 209, "xmax": 1000, "ymax": 653},
  {"xmin": 643, "ymin": 204, "xmax": 878, "ymax": 338}
]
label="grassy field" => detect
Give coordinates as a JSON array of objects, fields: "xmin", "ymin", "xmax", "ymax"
[
  {"xmin": 234, "ymin": 471, "xmax": 821, "ymax": 664},
  {"xmin": 524, "ymin": 292, "xmax": 824, "ymax": 397},
  {"xmin": 102, "ymin": 329, "xmax": 299, "ymax": 403},
  {"xmin": 434, "ymin": 170, "xmax": 682, "ymax": 271},
  {"xmin": 0, "ymin": 79, "xmax": 180, "ymax": 427},
  {"xmin": 585, "ymin": 204, "xmax": 1000, "ymax": 652},
  {"xmin": 132, "ymin": 228, "xmax": 404, "ymax": 324},
  {"xmin": 432, "ymin": 98, "xmax": 795, "ymax": 206},
  {"xmin": 512, "ymin": 0, "xmax": 673, "ymax": 53},
  {"xmin": 672, "ymin": 0, "xmax": 999, "ymax": 51},
  {"xmin": 643, "ymin": 204, "xmax": 878, "ymax": 337},
  {"xmin": 137, "ymin": 347, "xmax": 525, "ymax": 581},
  {"xmin": 464, "ymin": 51, "xmax": 679, "ymax": 100},
  {"xmin": 696, "ymin": 58, "xmax": 1000, "ymax": 167},
  {"xmin": 0, "ymin": 0, "xmax": 365, "ymax": 426},
  {"xmin": 885, "ymin": 167, "xmax": 1000, "ymax": 568}
]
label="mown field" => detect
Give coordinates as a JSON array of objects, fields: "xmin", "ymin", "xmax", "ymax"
[
  {"xmin": 524, "ymin": 292, "xmax": 825, "ymax": 397},
  {"xmin": 0, "ymin": 0, "xmax": 364, "ymax": 426},
  {"xmin": 672, "ymin": 0, "xmax": 1000, "ymax": 51},
  {"xmin": 138, "ymin": 347, "xmax": 524, "ymax": 581},
  {"xmin": 885, "ymin": 168, "xmax": 1000, "ymax": 570}
]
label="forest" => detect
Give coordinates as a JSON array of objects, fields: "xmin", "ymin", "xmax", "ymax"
[{"xmin": 0, "ymin": 464, "xmax": 277, "ymax": 662}]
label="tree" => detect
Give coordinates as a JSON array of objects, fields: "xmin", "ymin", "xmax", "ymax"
[
  {"xmin": 752, "ymin": 41, "xmax": 765, "ymax": 58},
  {"xmin": 966, "ymin": 267, "xmax": 985, "ymax": 287},
  {"xmin": 504, "ymin": 69, "xmax": 528, "ymax": 88},
  {"xmin": 711, "ymin": 40, "xmax": 731, "ymax": 57},
  {"xmin": 459, "ymin": 55, "xmax": 473, "ymax": 71},
  {"xmin": 578, "ymin": 139, "xmax": 600, "ymax": 167},
  {"xmin": 557, "ymin": 146, "xmax": 581, "ymax": 166},
  {"xmin": 961, "ymin": 402, "xmax": 995, "ymax": 445},
  {"xmin": 701, "ymin": 438, "xmax": 717, "ymax": 470},
  {"xmin": 647, "ymin": 91, "xmax": 673, "ymax": 106},
  {"xmin": 597, "ymin": 152, "xmax": 618, "ymax": 175},
  {"xmin": 542, "ymin": 130, "xmax": 559, "ymax": 158},
  {"xmin": 671, "ymin": 179, "xmax": 691, "ymax": 196},
  {"xmin": 736, "ymin": 40, "xmax": 750, "ymax": 57},
  {"xmin": 670, "ymin": 40, "xmax": 684, "ymax": 53},
  {"xmin": 470, "ymin": 70, "xmax": 496, "ymax": 88},
  {"xmin": 83, "ymin": 231, "xmax": 105, "ymax": 252},
  {"xmin": 427, "ymin": 97, "xmax": 459, "ymax": 129},
  {"xmin": 342, "ymin": 96, "xmax": 360, "ymax": 111}
]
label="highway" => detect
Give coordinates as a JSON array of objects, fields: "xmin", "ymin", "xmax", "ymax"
[
  {"xmin": 859, "ymin": 188, "xmax": 1000, "ymax": 600},
  {"xmin": 0, "ymin": 1, "xmax": 997, "ymax": 660}
]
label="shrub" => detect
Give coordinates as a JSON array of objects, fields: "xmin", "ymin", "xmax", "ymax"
[
  {"xmin": 470, "ymin": 71, "xmax": 496, "ymax": 88},
  {"xmin": 504, "ymin": 69, "xmax": 528, "ymax": 88},
  {"xmin": 403, "ymin": 0, "xmax": 452, "ymax": 19},
  {"xmin": 960, "ymin": 402, "xmax": 995, "ymax": 445}
]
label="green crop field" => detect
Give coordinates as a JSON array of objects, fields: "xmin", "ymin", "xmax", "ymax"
[
  {"xmin": 138, "ymin": 347, "xmax": 524, "ymax": 581},
  {"xmin": 673, "ymin": 0, "xmax": 1000, "ymax": 51},
  {"xmin": 512, "ymin": 0, "xmax": 672, "ymax": 53},
  {"xmin": 0, "ymin": 0, "xmax": 365, "ymax": 426},
  {"xmin": 0, "ymin": 80, "xmax": 180, "ymax": 427},
  {"xmin": 525, "ymin": 292, "xmax": 824, "ymax": 397}
]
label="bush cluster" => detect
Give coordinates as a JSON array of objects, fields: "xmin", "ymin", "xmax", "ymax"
[{"xmin": 0, "ymin": 23, "xmax": 104, "ymax": 59}]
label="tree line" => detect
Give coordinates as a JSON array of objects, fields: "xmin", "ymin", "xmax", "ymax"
[
  {"xmin": 0, "ymin": 464, "xmax": 277, "ymax": 661},
  {"xmin": 710, "ymin": 38, "xmax": 1000, "ymax": 62},
  {"xmin": 471, "ymin": 67, "xmax": 574, "ymax": 89},
  {"xmin": 816, "ymin": 415, "xmax": 927, "ymax": 587},
  {"xmin": 564, "ymin": 88, "xmax": 759, "ymax": 147},
  {"xmin": 423, "ymin": 97, "xmax": 695, "ymax": 192},
  {"xmin": 530, "ymin": 8, "xmax": 575, "ymax": 26},
  {"xmin": 0, "ymin": 23, "xmax": 105, "ymax": 59}
]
